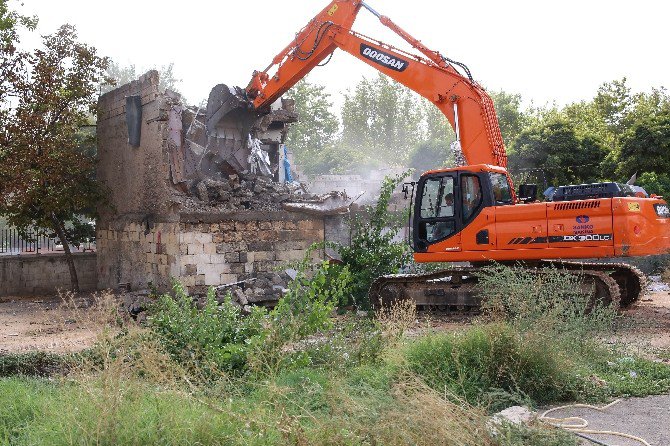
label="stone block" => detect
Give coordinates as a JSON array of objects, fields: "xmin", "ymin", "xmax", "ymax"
[
  {"xmin": 277, "ymin": 250, "xmax": 307, "ymax": 262},
  {"xmin": 249, "ymin": 241, "xmax": 273, "ymax": 251},
  {"xmin": 224, "ymin": 251, "xmax": 240, "ymax": 263},
  {"xmin": 203, "ymin": 243, "xmax": 217, "ymax": 255},
  {"xmin": 258, "ymin": 231, "xmax": 279, "ymax": 242},
  {"xmin": 187, "ymin": 243, "xmax": 204, "ymax": 255},
  {"xmin": 220, "ymin": 222, "xmax": 234, "ymax": 231},
  {"xmin": 235, "ymin": 221, "xmax": 258, "ymax": 231},
  {"xmin": 195, "ymin": 274, "xmax": 206, "ymax": 286},
  {"xmin": 180, "ymin": 232, "xmax": 197, "ymax": 244},
  {"xmin": 194, "ymin": 232, "xmax": 212, "ymax": 244},
  {"xmin": 256, "ymin": 251, "xmax": 276, "ymax": 261},
  {"xmin": 181, "ymin": 275, "xmax": 196, "ymax": 287},
  {"xmin": 180, "ymin": 254, "xmax": 196, "ymax": 268},
  {"xmin": 220, "ymin": 274, "xmax": 237, "ymax": 284},
  {"xmin": 193, "ymin": 253, "xmax": 211, "ymax": 265},
  {"xmin": 198, "ymin": 262, "xmax": 228, "ymax": 277},
  {"xmin": 223, "ymin": 231, "xmax": 243, "ymax": 242},
  {"xmin": 231, "ymin": 264, "xmax": 246, "ymax": 275}
]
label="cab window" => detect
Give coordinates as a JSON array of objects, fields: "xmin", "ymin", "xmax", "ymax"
[
  {"xmin": 419, "ymin": 176, "xmax": 456, "ymax": 243},
  {"xmin": 461, "ymin": 174, "xmax": 482, "ymax": 221},
  {"xmin": 420, "ymin": 177, "xmax": 455, "ymax": 218},
  {"xmin": 490, "ymin": 173, "xmax": 513, "ymax": 205}
]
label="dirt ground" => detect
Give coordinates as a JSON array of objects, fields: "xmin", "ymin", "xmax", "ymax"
[
  {"xmin": 2, "ymin": 284, "xmax": 670, "ymax": 356},
  {"xmin": 0, "ymin": 292, "xmax": 106, "ymax": 354}
]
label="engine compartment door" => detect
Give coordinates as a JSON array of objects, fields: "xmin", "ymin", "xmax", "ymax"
[{"xmin": 547, "ymin": 199, "xmax": 614, "ymax": 247}]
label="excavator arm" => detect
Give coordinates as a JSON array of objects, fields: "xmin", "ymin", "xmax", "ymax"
[{"xmin": 245, "ymin": 0, "xmax": 507, "ymax": 169}]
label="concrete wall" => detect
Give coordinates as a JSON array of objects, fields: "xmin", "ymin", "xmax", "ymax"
[{"xmin": 0, "ymin": 253, "xmax": 97, "ymax": 296}]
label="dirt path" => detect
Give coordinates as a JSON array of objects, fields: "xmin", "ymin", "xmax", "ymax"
[
  {"xmin": 0, "ymin": 293, "xmax": 104, "ymax": 353},
  {"xmin": 618, "ymin": 290, "xmax": 670, "ymax": 356}
]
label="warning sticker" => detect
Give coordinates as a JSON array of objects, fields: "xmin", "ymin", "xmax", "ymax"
[{"xmin": 628, "ymin": 202, "xmax": 641, "ymax": 212}]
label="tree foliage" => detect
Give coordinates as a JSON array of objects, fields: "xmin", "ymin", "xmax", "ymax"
[
  {"xmin": 101, "ymin": 60, "xmax": 182, "ymax": 95},
  {"xmin": 617, "ymin": 111, "xmax": 670, "ymax": 178},
  {"xmin": 285, "ymin": 79, "xmax": 339, "ymax": 174},
  {"xmin": 0, "ymin": 17, "xmax": 109, "ymax": 290},
  {"xmin": 341, "ymin": 73, "xmax": 424, "ymax": 166},
  {"xmin": 509, "ymin": 118, "xmax": 608, "ymax": 187}
]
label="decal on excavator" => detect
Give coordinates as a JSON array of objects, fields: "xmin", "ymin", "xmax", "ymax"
[
  {"xmin": 507, "ymin": 237, "xmax": 547, "ymax": 245},
  {"xmin": 655, "ymin": 204, "xmax": 670, "ymax": 217},
  {"xmin": 360, "ymin": 44, "xmax": 408, "ymax": 72},
  {"xmin": 549, "ymin": 234, "xmax": 613, "ymax": 243}
]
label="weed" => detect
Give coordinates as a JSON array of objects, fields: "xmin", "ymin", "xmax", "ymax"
[
  {"xmin": 0, "ymin": 352, "xmax": 71, "ymax": 378},
  {"xmin": 333, "ymin": 172, "xmax": 412, "ymax": 310},
  {"xmin": 477, "ymin": 264, "xmax": 618, "ymax": 338},
  {"xmin": 149, "ymin": 282, "xmax": 266, "ymax": 375},
  {"xmin": 405, "ymin": 324, "xmax": 582, "ymax": 410}
]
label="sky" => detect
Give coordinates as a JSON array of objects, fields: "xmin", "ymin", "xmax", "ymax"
[{"xmin": 15, "ymin": 0, "xmax": 670, "ymax": 108}]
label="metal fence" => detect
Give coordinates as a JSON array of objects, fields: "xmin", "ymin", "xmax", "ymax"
[{"xmin": 0, "ymin": 228, "xmax": 95, "ymax": 255}]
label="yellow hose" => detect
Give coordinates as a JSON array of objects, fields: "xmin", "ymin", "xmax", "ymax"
[{"xmin": 539, "ymin": 399, "xmax": 651, "ymax": 446}]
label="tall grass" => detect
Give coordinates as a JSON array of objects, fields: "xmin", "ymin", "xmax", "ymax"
[{"xmin": 477, "ymin": 264, "xmax": 619, "ymax": 338}]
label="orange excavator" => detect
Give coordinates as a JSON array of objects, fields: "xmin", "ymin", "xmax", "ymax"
[{"xmin": 210, "ymin": 0, "xmax": 670, "ymax": 310}]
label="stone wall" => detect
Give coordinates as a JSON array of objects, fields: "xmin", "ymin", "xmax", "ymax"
[
  {"xmin": 0, "ymin": 253, "xmax": 97, "ymax": 296},
  {"xmin": 178, "ymin": 212, "xmax": 324, "ymax": 300},
  {"xmin": 96, "ymin": 221, "xmax": 180, "ymax": 291},
  {"xmin": 96, "ymin": 210, "xmax": 326, "ymax": 300}
]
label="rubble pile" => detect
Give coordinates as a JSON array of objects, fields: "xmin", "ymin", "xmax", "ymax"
[
  {"xmin": 192, "ymin": 173, "xmax": 307, "ymax": 211},
  {"xmin": 188, "ymin": 172, "xmax": 353, "ymax": 215},
  {"xmin": 215, "ymin": 272, "xmax": 292, "ymax": 311}
]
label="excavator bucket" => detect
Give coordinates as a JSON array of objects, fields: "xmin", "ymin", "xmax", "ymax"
[{"xmin": 205, "ymin": 84, "xmax": 258, "ymax": 140}]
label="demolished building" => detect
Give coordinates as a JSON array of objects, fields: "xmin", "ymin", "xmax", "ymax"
[{"xmin": 96, "ymin": 71, "xmax": 351, "ymax": 305}]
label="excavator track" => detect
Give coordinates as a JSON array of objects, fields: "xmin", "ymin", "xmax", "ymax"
[
  {"xmin": 536, "ymin": 260, "xmax": 646, "ymax": 308},
  {"xmin": 368, "ymin": 262, "xmax": 641, "ymax": 313}
]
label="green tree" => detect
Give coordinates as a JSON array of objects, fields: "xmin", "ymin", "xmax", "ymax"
[
  {"xmin": 0, "ymin": 23, "xmax": 110, "ymax": 291},
  {"xmin": 617, "ymin": 111, "xmax": 670, "ymax": 179},
  {"xmin": 489, "ymin": 90, "xmax": 528, "ymax": 146},
  {"xmin": 341, "ymin": 73, "xmax": 423, "ymax": 166},
  {"xmin": 637, "ymin": 172, "xmax": 670, "ymax": 198},
  {"xmin": 509, "ymin": 118, "xmax": 608, "ymax": 187},
  {"xmin": 408, "ymin": 139, "xmax": 452, "ymax": 175},
  {"xmin": 285, "ymin": 79, "xmax": 339, "ymax": 174}
]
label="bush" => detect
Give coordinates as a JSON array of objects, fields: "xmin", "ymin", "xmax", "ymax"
[
  {"xmin": 149, "ymin": 282, "xmax": 266, "ymax": 374},
  {"xmin": 477, "ymin": 264, "xmax": 618, "ymax": 337},
  {"xmin": 405, "ymin": 324, "xmax": 582, "ymax": 410},
  {"xmin": 335, "ymin": 172, "xmax": 412, "ymax": 309},
  {"xmin": 0, "ymin": 352, "xmax": 72, "ymax": 378},
  {"xmin": 271, "ymin": 258, "xmax": 351, "ymax": 341}
]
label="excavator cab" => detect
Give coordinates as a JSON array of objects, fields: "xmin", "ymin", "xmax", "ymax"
[{"xmin": 412, "ymin": 165, "xmax": 512, "ymax": 253}]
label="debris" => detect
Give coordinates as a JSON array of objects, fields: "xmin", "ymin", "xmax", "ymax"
[{"xmin": 490, "ymin": 406, "xmax": 535, "ymax": 426}]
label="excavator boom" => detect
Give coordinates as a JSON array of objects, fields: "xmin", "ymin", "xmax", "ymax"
[{"xmin": 245, "ymin": 0, "xmax": 507, "ymax": 170}]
